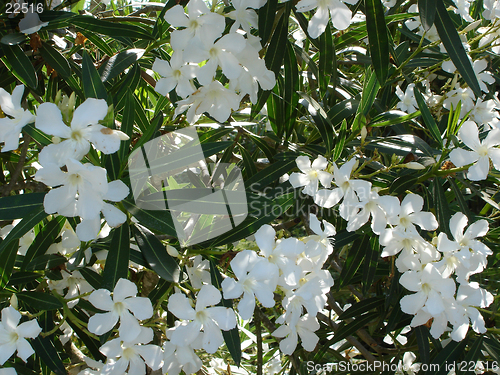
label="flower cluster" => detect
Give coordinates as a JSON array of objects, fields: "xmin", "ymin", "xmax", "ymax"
[{"xmin": 153, "ymin": 0, "xmax": 275, "ymax": 123}]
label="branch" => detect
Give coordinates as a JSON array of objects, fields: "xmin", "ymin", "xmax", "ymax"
[{"xmin": 2, "ymin": 135, "xmax": 31, "ymax": 197}]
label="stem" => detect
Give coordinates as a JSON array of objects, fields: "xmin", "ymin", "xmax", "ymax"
[
  {"xmin": 2, "ymin": 135, "xmax": 31, "ymax": 197},
  {"xmin": 255, "ymin": 308, "xmax": 263, "ymax": 375}
]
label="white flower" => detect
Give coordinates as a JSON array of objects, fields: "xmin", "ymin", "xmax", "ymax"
[
  {"xmin": 436, "ymin": 212, "xmax": 492, "ymax": 282},
  {"xmin": 443, "ymin": 85, "xmax": 475, "ymax": 118},
  {"xmin": 227, "ymin": 0, "xmax": 261, "ymax": 33},
  {"xmin": 346, "ymin": 190, "xmax": 396, "ymax": 235},
  {"xmin": 289, "ymin": 155, "xmax": 332, "ymax": 197},
  {"xmin": 163, "ymin": 322, "xmax": 203, "ymax": 375},
  {"xmin": 452, "ymin": 0, "xmax": 473, "ymax": 21},
  {"xmin": 473, "ymin": 59, "xmax": 495, "ymax": 93},
  {"xmin": 18, "ymin": 9, "xmax": 48, "ymax": 34},
  {"xmin": 164, "ymin": 0, "xmax": 225, "ymax": 51},
  {"xmin": 469, "ymin": 98, "xmax": 500, "ymax": 125},
  {"xmin": 396, "ymin": 352, "xmax": 421, "ymax": 375},
  {"xmin": 272, "ymin": 314, "xmax": 320, "ymax": 355},
  {"xmin": 380, "ymin": 228, "xmax": 439, "ymax": 272},
  {"xmin": 449, "ymin": 121, "xmax": 500, "ymax": 181},
  {"xmin": 0, "ymin": 85, "xmax": 35, "ymax": 152},
  {"xmin": 222, "ymin": 250, "xmax": 279, "ymax": 319},
  {"xmin": 35, "ymin": 159, "xmax": 129, "ymax": 241},
  {"xmin": 399, "ymin": 263, "xmax": 456, "ymax": 317},
  {"xmin": 295, "ymin": 0, "xmax": 358, "ymax": 38},
  {"xmin": 35, "ymin": 98, "xmax": 129, "ymax": 167},
  {"xmin": 47, "ymin": 269, "xmax": 95, "ymax": 308},
  {"xmin": 99, "ymin": 326, "xmax": 163, "ymax": 375},
  {"xmin": 87, "ymin": 278, "xmax": 154, "ymax": 342},
  {"xmin": 386, "ymin": 193, "xmax": 439, "ymax": 233},
  {"xmin": 0, "ymin": 306, "xmax": 42, "ymax": 365},
  {"xmin": 395, "ymin": 84, "xmax": 418, "ymax": 114},
  {"xmin": 186, "ymin": 255, "xmax": 211, "ymax": 289},
  {"xmin": 183, "ymin": 32, "xmax": 246, "ymax": 86},
  {"xmin": 175, "ymin": 80, "xmax": 241, "ymax": 124},
  {"xmin": 153, "ymin": 53, "xmax": 198, "ymax": 98},
  {"xmin": 314, "ymin": 158, "xmax": 371, "ymax": 220},
  {"xmin": 168, "ymin": 285, "xmax": 237, "ymax": 353}
]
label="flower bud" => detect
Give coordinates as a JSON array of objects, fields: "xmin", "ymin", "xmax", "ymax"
[
  {"xmin": 166, "ymin": 245, "xmax": 179, "ymax": 258},
  {"xmin": 403, "ymin": 162, "xmax": 425, "ymax": 170},
  {"xmin": 10, "ymin": 293, "xmax": 18, "ymax": 310}
]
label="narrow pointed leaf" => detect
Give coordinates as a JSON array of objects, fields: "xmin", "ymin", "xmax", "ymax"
[
  {"xmin": 82, "ymin": 51, "xmax": 108, "ymax": 100},
  {"xmin": 434, "ymin": 0, "xmax": 481, "ymax": 97},
  {"xmin": 0, "ymin": 193, "xmax": 45, "ymax": 220},
  {"xmin": 1, "ymin": 44, "xmax": 37, "ymax": 89},
  {"xmin": 17, "ymin": 292, "xmax": 63, "ymax": 310},
  {"xmin": 418, "ymin": 0, "xmax": 436, "ymax": 30},
  {"xmin": 365, "ymin": 0, "xmax": 389, "ymax": 86},
  {"xmin": 101, "ymin": 223, "xmax": 130, "ymax": 291},
  {"xmin": 133, "ymin": 223, "xmax": 180, "ymax": 282},
  {"xmin": 40, "ymin": 42, "xmax": 71, "ymax": 78}
]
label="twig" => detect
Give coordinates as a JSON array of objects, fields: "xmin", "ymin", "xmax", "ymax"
[
  {"xmin": 2, "ymin": 135, "xmax": 31, "ymax": 197},
  {"xmin": 255, "ymin": 308, "xmax": 263, "ymax": 375}
]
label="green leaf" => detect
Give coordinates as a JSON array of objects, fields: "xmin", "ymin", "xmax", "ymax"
[
  {"xmin": 133, "ymin": 224, "xmax": 180, "ymax": 282},
  {"xmin": 239, "ymin": 145, "xmax": 257, "ymax": 179},
  {"xmin": 339, "ymin": 235, "xmax": 369, "ymax": 288},
  {"xmin": 114, "ymin": 63, "xmax": 141, "ymax": 111},
  {"xmin": 362, "ymin": 236, "xmax": 379, "ymax": 294},
  {"xmin": 78, "ymin": 30, "xmax": 115, "ymax": 56},
  {"xmin": 415, "ymin": 87, "xmax": 442, "ymax": 146},
  {"xmin": 40, "ymin": 42, "xmax": 71, "ymax": 78},
  {"xmin": 1, "ymin": 33, "xmax": 27, "ymax": 45},
  {"xmin": 458, "ymin": 336, "xmax": 483, "ymax": 375},
  {"xmin": 0, "ymin": 241, "xmax": 18, "ymax": 289},
  {"xmin": 258, "ymin": 0, "xmax": 278, "ymax": 46},
  {"xmin": 338, "ymin": 297, "xmax": 384, "ymax": 320},
  {"xmin": 447, "ymin": 177, "xmax": 473, "ymax": 220},
  {"xmin": 101, "ymin": 223, "xmax": 130, "ymax": 291},
  {"xmin": 210, "ymin": 260, "xmax": 241, "ymax": 366},
  {"xmin": 1, "ymin": 44, "xmax": 37, "ymax": 89},
  {"xmin": 434, "ymin": 0, "xmax": 481, "ymax": 97},
  {"xmin": 427, "ymin": 339, "xmax": 468, "ymax": 375},
  {"xmin": 78, "ymin": 267, "xmax": 103, "ymax": 290},
  {"xmin": 370, "ymin": 110, "xmax": 421, "ymax": 127},
  {"xmin": 264, "ymin": 2, "xmax": 290, "ymax": 77},
  {"xmin": 22, "ymin": 216, "xmax": 66, "ymax": 271},
  {"xmin": 329, "ymin": 312, "xmax": 379, "ymax": 346},
  {"xmin": 365, "ymin": 0, "xmax": 389, "ymax": 86},
  {"xmin": 432, "ymin": 178, "xmax": 452, "ymax": 238},
  {"xmin": 0, "ymin": 206, "xmax": 47, "ymax": 256},
  {"xmin": 123, "ymin": 199, "xmax": 178, "ymax": 237},
  {"xmin": 72, "ymin": 15, "xmax": 153, "ymax": 40},
  {"xmin": 415, "ymin": 326, "xmax": 430, "ymax": 365},
  {"xmin": 318, "ymin": 22, "xmax": 336, "ymax": 94},
  {"xmin": 358, "ymin": 68, "xmax": 381, "ymax": 117},
  {"xmin": 7, "ymin": 271, "xmax": 40, "ymax": 285},
  {"xmin": 17, "ymin": 292, "xmax": 63, "ymax": 310},
  {"xmin": 333, "ymin": 120, "xmax": 347, "ymax": 161},
  {"xmin": 23, "ymin": 123, "xmax": 52, "ymax": 146},
  {"xmin": 26, "ymin": 254, "xmax": 67, "ymax": 271},
  {"xmin": 82, "ymin": 51, "xmax": 108, "ymax": 100},
  {"xmin": 245, "ymin": 160, "xmax": 296, "ymax": 192},
  {"xmin": 66, "ymin": 316, "xmax": 105, "ymax": 362},
  {"xmin": 389, "ymin": 175, "xmax": 419, "ymax": 195},
  {"xmin": 299, "ymin": 92, "xmax": 336, "ymax": 157},
  {"xmin": 31, "ymin": 312, "xmax": 67, "ymax": 375},
  {"xmin": 99, "ymin": 49, "xmax": 145, "ymax": 82},
  {"xmin": 0, "ymin": 193, "xmax": 45, "ymax": 220},
  {"xmin": 418, "ymin": 0, "xmax": 436, "ymax": 30}
]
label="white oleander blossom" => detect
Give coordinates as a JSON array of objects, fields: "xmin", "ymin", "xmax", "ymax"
[
  {"xmin": 399, "ymin": 263, "xmax": 456, "ymax": 317},
  {"xmin": 35, "ymin": 98, "xmax": 129, "ymax": 167},
  {"xmin": 87, "ymin": 278, "xmax": 154, "ymax": 342},
  {"xmin": 272, "ymin": 314, "xmax": 320, "ymax": 355},
  {"xmin": 34, "ymin": 159, "xmax": 129, "ymax": 241},
  {"xmin": 167, "ymin": 284, "xmax": 237, "ymax": 353},
  {"xmin": 386, "ymin": 193, "xmax": 439, "ymax": 233},
  {"xmin": 289, "ymin": 155, "xmax": 332, "ymax": 197},
  {"xmin": 222, "ymin": 250, "xmax": 279, "ymax": 320},
  {"xmin": 449, "ymin": 121, "xmax": 500, "ymax": 181},
  {"xmin": 0, "ymin": 85, "xmax": 35, "ymax": 152},
  {"xmin": 186, "ymin": 255, "xmax": 211, "ymax": 289},
  {"xmin": 163, "ymin": 322, "xmax": 203, "ymax": 375},
  {"xmin": 395, "ymin": 83, "xmax": 418, "ymax": 114},
  {"xmin": 152, "ymin": 52, "xmax": 198, "ymax": 98},
  {"xmin": 0, "ymin": 306, "xmax": 42, "ymax": 365},
  {"xmin": 295, "ymin": 0, "xmax": 358, "ymax": 38},
  {"xmin": 99, "ymin": 326, "xmax": 163, "ymax": 375},
  {"xmin": 175, "ymin": 80, "xmax": 241, "ymax": 124}
]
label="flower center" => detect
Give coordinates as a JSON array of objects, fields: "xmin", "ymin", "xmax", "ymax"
[
  {"xmin": 477, "ymin": 145, "xmax": 489, "ymax": 157},
  {"xmin": 421, "ymin": 283, "xmax": 431, "ymax": 294},
  {"xmin": 114, "ymin": 301, "xmax": 125, "ymax": 315},
  {"xmin": 9, "ymin": 331, "xmax": 19, "ymax": 343},
  {"xmin": 68, "ymin": 173, "xmax": 83, "ymax": 186},
  {"xmin": 242, "ymin": 277, "xmax": 256, "ymax": 293},
  {"xmin": 399, "ymin": 216, "xmax": 410, "ymax": 228},
  {"xmin": 308, "ymin": 170, "xmax": 318, "ymax": 179},
  {"xmin": 173, "ymin": 69, "xmax": 182, "ymax": 79},
  {"xmin": 122, "ymin": 346, "xmax": 135, "ymax": 360},
  {"xmin": 209, "ymin": 47, "xmax": 219, "ymax": 58},
  {"xmin": 196, "ymin": 310, "xmax": 208, "ymax": 323},
  {"xmin": 71, "ymin": 129, "xmax": 83, "ymax": 141},
  {"xmin": 189, "ymin": 19, "xmax": 199, "ymax": 30}
]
